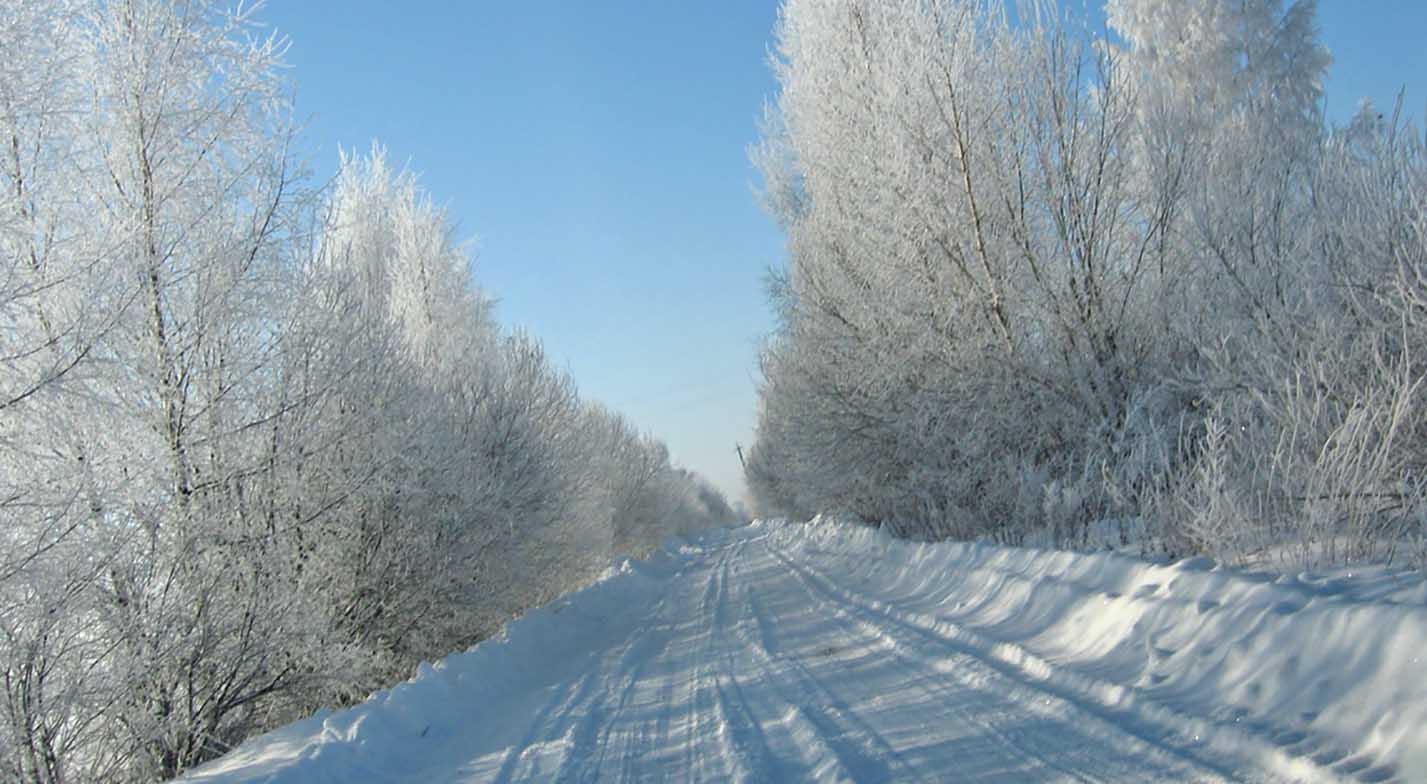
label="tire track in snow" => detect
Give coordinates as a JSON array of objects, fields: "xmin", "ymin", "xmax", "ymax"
[
  {"xmin": 767, "ymin": 538, "xmax": 1337, "ymax": 783},
  {"xmin": 490, "ymin": 658, "xmax": 609, "ymax": 782},
  {"xmin": 743, "ymin": 541, "xmax": 1129, "ymax": 782},
  {"xmin": 825, "ymin": 545, "xmax": 1400, "ymax": 783},
  {"xmin": 547, "ymin": 535, "xmax": 763, "ymax": 782},
  {"xmin": 680, "ymin": 541, "xmax": 758, "ymax": 782},
  {"xmin": 552, "ymin": 618, "xmax": 675, "ymax": 783},
  {"xmin": 574, "ymin": 610, "xmax": 690, "ymax": 782},
  {"xmin": 763, "ymin": 541, "xmax": 1212, "ymax": 782},
  {"xmin": 491, "ymin": 572, "xmax": 682, "ymax": 783},
  {"xmin": 724, "ymin": 538, "xmax": 918, "ymax": 782},
  {"xmin": 703, "ymin": 540, "xmax": 786, "ymax": 782},
  {"xmin": 711, "ymin": 535, "xmax": 893, "ymax": 783}
]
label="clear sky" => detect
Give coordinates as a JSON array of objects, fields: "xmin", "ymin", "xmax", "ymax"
[{"xmin": 258, "ymin": 1, "xmax": 1425, "ymax": 509}]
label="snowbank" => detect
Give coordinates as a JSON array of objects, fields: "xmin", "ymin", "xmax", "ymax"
[
  {"xmin": 180, "ymin": 537, "xmax": 699, "ymax": 783},
  {"xmin": 773, "ymin": 517, "xmax": 1427, "ymax": 781}
]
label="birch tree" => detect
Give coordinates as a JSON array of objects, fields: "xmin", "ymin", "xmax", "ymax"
[{"xmin": 70, "ymin": 0, "xmax": 310, "ymax": 776}]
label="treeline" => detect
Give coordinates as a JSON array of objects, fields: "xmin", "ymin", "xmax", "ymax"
[
  {"xmin": 747, "ymin": 0, "xmax": 1427, "ymax": 566},
  {"xmin": 0, "ymin": 1, "xmax": 734, "ymax": 781}
]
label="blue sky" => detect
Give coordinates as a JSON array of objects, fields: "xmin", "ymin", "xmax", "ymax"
[{"xmin": 259, "ymin": 1, "xmax": 1425, "ymax": 509}]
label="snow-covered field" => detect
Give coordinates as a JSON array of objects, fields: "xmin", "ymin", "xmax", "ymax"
[{"xmin": 185, "ymin": 519, "xmax": 1427, "ymax": 783}]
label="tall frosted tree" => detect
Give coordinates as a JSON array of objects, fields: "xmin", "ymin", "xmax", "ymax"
[
  {"xmin": 1106, "ymin": 0, "xmax": 1331, "ymax": 339},
  {"xmin": 751, "ymin": 0, "xmax": 1427, "ymax": 566},
  {"xmin": 1, "ymin": 2, "xmax": 134, "ymax": 780},
  {"xmin": 0, "ymin": 3, "xmax": 744, "ymax": 780},
  {"xmin": 751, "ymin": 0, "xmax": 1178, "ymax": 537},
  {"xmin": 70, "ymin": 0, "xmax": 315, "ymax": 777}
]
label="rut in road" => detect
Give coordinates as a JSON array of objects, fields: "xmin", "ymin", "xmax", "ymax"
[{"xmin": 461, "ymin": 528, "xmax": 1260, "ymax": 783}]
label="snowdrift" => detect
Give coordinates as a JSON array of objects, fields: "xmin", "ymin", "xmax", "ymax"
[
  {"xmin": 183, "ymin": 519, "xmax": 1427, "ymax": 783},
  {"xmin": 778, "ymin": 518, "xmax": 1427, "ymax": 782}
]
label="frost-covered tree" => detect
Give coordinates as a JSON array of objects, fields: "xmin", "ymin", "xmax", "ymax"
[
  {"xmin": 1107, "ymin": 0, "xmax": 1331, "ymax": 339},
  {"xmin": 0, "ymin": 0, "xmax": 314, "ymax": 778},
  {"xmin": 0, "ymin": 5, "xmax": 115, "ymax": 776},
  {"xmin": 1106, "ymin": 0, "xmax": 1328, "ymax": 146},
  {"xmin": 751, "ymin": 0, "xmax": 1176, "ymax": 539},
  {"xmin": 292, "ymin": 148, "xmax": 736, "ymax": 697},
  {"xmin": 72, "ymin": 0, "xmax": 311, "ymax": 776},
  {"xmin": 0, "ymin": 0, "xmax": 293, "ymax": 778},
  {"xmin": 751, "ymin": 0, "xmax": 1427, "ymax": 566},
  {"xmin": 0, "ymin": 2, "xmax": 743, "ymax": 779},
  {"xmin": 1106, "ymin": 1, "xmax": 1427, "ymax": 565}
]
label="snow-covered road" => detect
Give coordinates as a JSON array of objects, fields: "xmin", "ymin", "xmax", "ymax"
[{"xmin": 187, "ymin": 520, "xmax": 1427, "ymax": 783}]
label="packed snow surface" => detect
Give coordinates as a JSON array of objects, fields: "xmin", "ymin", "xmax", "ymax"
[{"xmin": 186, "ymin": 519, "xmax": 1427, "ymax": 783}]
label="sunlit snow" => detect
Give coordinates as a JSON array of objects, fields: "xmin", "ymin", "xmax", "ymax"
[{"xmin": 185, "ymin": 519, "xmax": 1427, "ymax": 783}]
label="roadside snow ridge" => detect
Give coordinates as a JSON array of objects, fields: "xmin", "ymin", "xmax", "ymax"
[{"xmin": 185, "ymin": 519, "xmax": 1427, "ymax": 783}]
